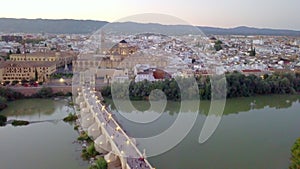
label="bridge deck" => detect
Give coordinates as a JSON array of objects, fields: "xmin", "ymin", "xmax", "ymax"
[{"xmin": 81, "ymin": 86, "xmax": 153, "ymax": 169}]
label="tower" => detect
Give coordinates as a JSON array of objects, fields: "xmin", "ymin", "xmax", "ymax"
[
  {"xmin": 101, "ymin": 30, "xmax": 105, "ymax": 54},
  {"xmin": 64, "ymin": 57, "xmax": 69, "ymax": 72}
]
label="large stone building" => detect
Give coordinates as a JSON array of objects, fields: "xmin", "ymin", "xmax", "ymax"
[
  {"xmin": 74, "ymin": 39, "xmax": 168, "ymax": 82},
  {"xmin": 0, "ymin": 61, "xmax": 56, "ymax": 83},
  {"xmin": 106, "ymin": 40, "xmax": 137, "ymax": 57},
  {"xmin": 10, "ymin": 51, "xmax": 76, "ymax": 67}
]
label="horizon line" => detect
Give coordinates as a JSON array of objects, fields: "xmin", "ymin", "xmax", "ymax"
[{"xmin": 1, "ymin": 17, "xmax": 300, "ymax": 32}]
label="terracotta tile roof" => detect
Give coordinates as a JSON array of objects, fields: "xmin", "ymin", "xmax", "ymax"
[
  {"xmin": 0, "ymin": 61, "xmax": 56, "ymax": 68},
  {"xmin": 241, "ymin": 69, "xmax": 262, "ymax": 73}
]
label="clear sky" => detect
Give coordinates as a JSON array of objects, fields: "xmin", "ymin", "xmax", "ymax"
[{"xmin": 0, "ymin": 0, "xmax": 299, "ymax": 30}]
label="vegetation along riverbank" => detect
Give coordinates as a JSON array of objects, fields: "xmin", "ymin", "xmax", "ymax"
[{"xmin": 102, "ymin": 72, "xmax": 300, "ymax": 101}]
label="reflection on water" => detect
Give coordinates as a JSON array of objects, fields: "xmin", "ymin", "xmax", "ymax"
[
  {"xmin": 106, "ymin": 94, "xmax": 300, "ymax": 115},
  {"xmin": 2, "ymin": 99, "xmax": 56, "ymax": 116},
  {"xmin": 105, "ymin": 95, "xmax": 300, "ymax": 169},
  {"xmin": 1, "ymin": 98, "xmax": 75, "ymax": 122},
  {"xmin": 0, "ymin": 99, "xmax": 87, "ymax": 169}
]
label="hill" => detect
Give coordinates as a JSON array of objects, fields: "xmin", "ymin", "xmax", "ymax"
[{"xmin": 0, "ymin": 18, "xmax": 300, "ymax": 36}]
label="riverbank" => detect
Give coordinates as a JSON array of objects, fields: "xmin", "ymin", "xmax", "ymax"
[{"xmin": 101, "ymin": 71, "xmax": 300, "ymax": 101}]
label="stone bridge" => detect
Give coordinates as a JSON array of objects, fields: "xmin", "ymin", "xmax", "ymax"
[{"xmin": 74, "ymin": 84, "xmax": 154, "ymax": 169}]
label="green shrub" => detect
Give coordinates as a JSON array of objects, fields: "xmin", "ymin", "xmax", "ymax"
[
  {"xmin": 63, "ymin": 113, "xmax": 78, "ymax": 122},
  {"xmin": 0, "ymin": 121, "xmax": 5, "ymax": 126},
  {"xmin": 81, "ymin": 149, "xmax": 90, "ymax": 161},
  {"xmin": 81, "ymin": 143, "xmax": 99, "ymax": 161},
  {"xmin": 34, "ymin": 87, "xmax": 53, "ymax": 98},
  {"xmin": 86, "ymin": 143, "xmax": 98, "ymax": 157},
  {"xmin": 0, "ymin": 114, "xmax": 7, "ymax": 122},
  {"xmin": 77, "ymin": 132, "xmax": 92, "ymax": 142},
  {"xmin": 0, "ymin": 87, "xmax": 24, "ymax": 101},
  {"xmin": 74, "ymin": 125, "xmax": 79, "ymax": 130},
  {"xmin": 89, "ymin": 157, "xmax": 107, "ymax": 169},
  {"xmin": 290, "ymin": 138, "xmax": 300, "ymax": 169},
  {"xmin": 11, "ymin": 120, "xmax": 30, "ymax": 126}
]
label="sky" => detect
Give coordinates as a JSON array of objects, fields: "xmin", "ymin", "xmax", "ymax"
[{"xmin": 0, "ymin": 0, "xmax": 300, "ymax": 30}]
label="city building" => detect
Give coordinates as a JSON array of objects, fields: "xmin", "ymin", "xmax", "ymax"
[
  {"xmin": 106, "ymin": 40, "xmax": 138, "ymax": 58},
  {"xmin": 0, "ymin": 61, "xmax": 56, "ymax": 83},
  {"xmin": 9, "ymin": 51, "xmax": 76, "ymax": 67}
]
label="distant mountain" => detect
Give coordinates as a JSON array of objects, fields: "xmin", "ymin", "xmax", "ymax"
[
  {"xmin": 0, "ymin": 18, "xmax": 108, "ymax": 34},
  {"xmin": 0, "ymin": 18, "xmax": 300, "ymax": 36},
  {"xmin": 199, "ymin": 26, "xmax": 300, "ymax": 36}
]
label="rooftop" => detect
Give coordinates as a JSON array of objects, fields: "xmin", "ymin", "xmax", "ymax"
[{"xmin": 0, "ymin": 61, "xmax": 56, "ymax": 68}]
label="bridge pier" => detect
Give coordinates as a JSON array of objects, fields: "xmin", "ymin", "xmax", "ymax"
[
  {"xmin": 94, "ymin": 134, "xmax": 111, "ymax": 153},
  {"xmin": 81, "ymin": 113, "xmax": 95, "ymax": 130},
  {"xmin": 80, "ymin": 107, "xmax": 90, "ymax": 117},
  {"xmin": 105, "ymin": 152, "xmax": 122, "ymax": 169},
  {"xmin": 88, "ymin": 123, "xmax": 101, "ymax": 139}
]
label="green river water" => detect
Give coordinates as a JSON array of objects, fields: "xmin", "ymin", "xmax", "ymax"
[{"xmin": 0, "ymin": 95, "xmax": 300, "ymax": 169}]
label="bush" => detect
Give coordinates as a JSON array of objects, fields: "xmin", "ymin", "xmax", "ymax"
[
  {"xmin": 81, "ymin": 149, "xmax": 90, "ymax": 161},
  {"xmin": 86, "ymin": 143, "xmax": 98, "ymax": 157},
  {"xmin": 81, "ymin": 143, "xmax": 99, "ymax": 161},
  {"xmin": 74, "ymin": 125, "xmax": 79, "ymax": 130},
  {"xmin": 0, "ymin": 102, "xmax": 8, "ymax": 111},
  {"xmin": 63, "ymin": 113, "xmax": 78, "ymax": 122},
  {"xmin": 89, "ymin": 157, "xmax": 108, "ymax": 169},
  {"xmin": 0, "ymin": 121, "xmax": 5, "ymax": 126},
  {"xmin": 0, "ymin": 87, "xmax": 24, "ymax": 101},
  {"xmin": 34, "ymin": 87, "xmax": 53, "ymax": 98},
  {"xmin": 290, "ymin": 138, "xmax": 300, "ymax": 169},
  {"xmin": 0, "ymin": 114, "xmax": 7, "ymax": 126},
  {"xmin": 53, "ymin": 91, "xmax": 65, "ymax": 96},
  {"xmin": 50, "ymin": 73, "xmax": 73, "ymax": 79},
  {"xmin": 11, "ymin": 120, "xmax": 30, "ymax": 126},
  {"xmin": 65, "ymin": 92, "xmax": 72, "ymax": 96},
  {"xmin": 0, "ymin": 114, "xmax": 7, "ymax": 122},
  {"xmin": 77, "ymin": 132, "xmax": 92, "ymax": 142}
]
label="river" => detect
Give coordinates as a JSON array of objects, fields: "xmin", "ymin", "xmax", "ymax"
[
  {"xmin": 106, "ymin": 95, "xmax": 300, "ymax": 169},
  {"xmin": 0, "ymin": 95, "xmax": 300, "ymax": 169},
  {"xmin": 0, "ymin": 98, "xmax": 88, "ymax": 169}
]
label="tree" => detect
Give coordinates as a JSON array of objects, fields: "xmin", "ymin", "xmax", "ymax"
[
  {"xmin": 95, "ymin": 157, "xmax": 108, "ymax": 169},
  {"xmin": 0, "ymin": 114, "xmax": 7, "ymax": 126},
  {"xmin": 290, "ymin": 138, "xmax": 300, "ymax": 169},
  {"xmin": 214, "ymin": 40, "xmax": 223, "ymax": 51},
  {"xmin": 35, "ymin": 87, "xmax": 53, "ymax": 98},
  {"xmin": 249, "ymin": 47, "xmax": 256, "ymax": 56},
  {"xmin": 16, "ymin": 47, "xmax": 21, "ymax": 54},
  {"xmin": 21, "ymin": 79, "xmax": 28, "ymax": 84},
  {"xmin": 11, "ymin": 80, "xmax": 19, "ymax": 86},
  {"xmin": 34, "ymin": 68, "xmax": 38, "ymax": 81}
]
